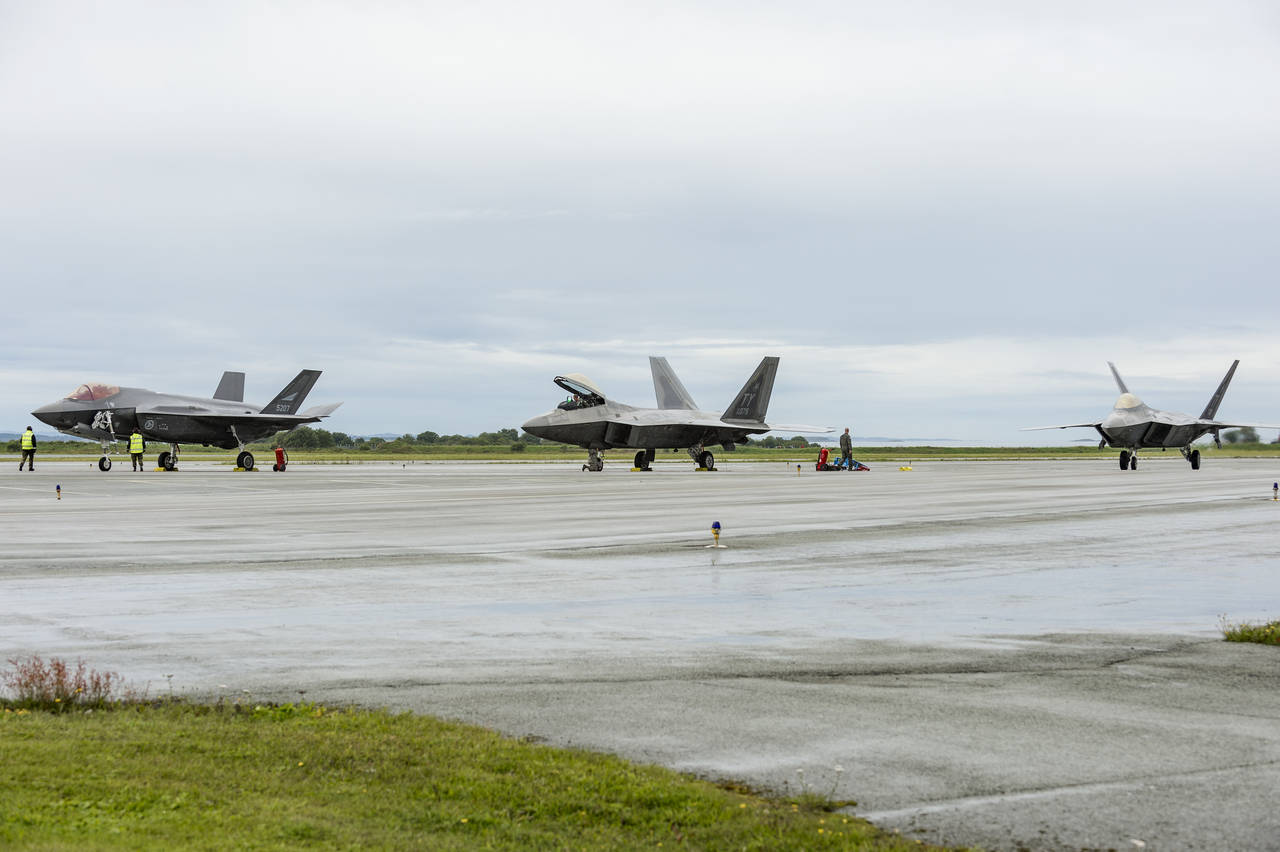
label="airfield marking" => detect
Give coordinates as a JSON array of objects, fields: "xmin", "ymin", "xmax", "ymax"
[{"xmin": 855, "ymin": 759, "xmax": 1280, "ymax": 823}]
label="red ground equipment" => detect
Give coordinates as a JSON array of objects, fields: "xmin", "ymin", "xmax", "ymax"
[
  {"xmin": 272, "ymin": 446, "xmax": 288, "ymax": 472},
  {"xmin": 816, "ymin": 446, "xmax": 870, "ymax": 472}
]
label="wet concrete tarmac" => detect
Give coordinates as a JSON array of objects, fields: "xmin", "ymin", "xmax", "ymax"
[{"xmin": 3, "ymin": 458, "xmax": 1279, "ymax": 850}]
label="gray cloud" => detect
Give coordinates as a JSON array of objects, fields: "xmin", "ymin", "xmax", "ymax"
[{"xmin": 4, "ymin": 2, "xmax": 1280, "ymax": 443}]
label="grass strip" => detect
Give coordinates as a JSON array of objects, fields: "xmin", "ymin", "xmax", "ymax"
[
  {"xmin": 1, "ymin": 701, "xmax": 944, "ymax": 851},
  {"xmin": 1221, "ymin": 619, "xmax": 1280, "ymax": 646}
]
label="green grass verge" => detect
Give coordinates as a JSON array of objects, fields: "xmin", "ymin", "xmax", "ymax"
[
  {"xmin": 1221, "ymin": 619, "xmax": 1280, "ymax": 646},
  {"xmin": 0, "ymin": 701, "xmax": 941, "ymax": 851}
]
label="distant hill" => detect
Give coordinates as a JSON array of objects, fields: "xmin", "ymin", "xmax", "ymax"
[{"xmin": 0, "ymin": 432, "xmax": 91, "ymax": 443}]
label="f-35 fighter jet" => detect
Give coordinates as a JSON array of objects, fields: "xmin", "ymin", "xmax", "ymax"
[
  {"xmin": 32, "ymin": 370, "xmax": 341, "ymax": 471},
  {"xmin": 1025, "ymin": 361, "xmax": 1277, "ymax": 470},
  {"xmin": 522, "ymin": 356, "xmax": 828, "ymax": 471}
]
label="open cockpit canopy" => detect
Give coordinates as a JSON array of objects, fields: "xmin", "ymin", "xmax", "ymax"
[
  {"xmin": 554, "ymin": 373, "xmax": 605, "ymax": 407},
  {"xmin": 65, "ymin": 383, "xmax": 120, "ymax": 401}
]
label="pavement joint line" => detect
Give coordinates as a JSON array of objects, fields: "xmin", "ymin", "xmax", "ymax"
[{"xmin": 852, "ymin": 758, "xmax": 1280, "ymax": 823}]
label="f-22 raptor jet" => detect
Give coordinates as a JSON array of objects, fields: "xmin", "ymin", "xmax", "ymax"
[
  {"xmin": 522, "ymin": 356, "xmax": 828, "ymax": 471},
  {"xmin": 32, "ymin": 370, "xmax": 340, "ymax": 471},
  {"xmin": 1026, "ymin": 360, "xmax": 1277, "ymax": 470}
]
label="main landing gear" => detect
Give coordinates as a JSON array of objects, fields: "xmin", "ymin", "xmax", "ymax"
[
  {"xmin": 1180, "ymin": 446, "xmax": 1201, "ymax": 470},
  {"xmin": 157, "ymin": 443, "xmax": 179, "ymax": 471},
  {"xmin": 230, "ymin": 425, "xmax": 254, "ymax": 471},
  {"xmin": 633, "ymin": 449, "xmax": 655, "ymax": 471},
  {"xmin": 583, "ymin": 448, "xmax": 604, "ymax": 472},
  {"xmin": 687, "ymin": 445, "xmax": 715, "ymax": 471},
  {"xmin": 1119, "ymin": 450, "xmax": 1138, "ymax": 470}
]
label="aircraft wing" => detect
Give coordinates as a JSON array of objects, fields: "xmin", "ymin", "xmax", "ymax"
[
  {"xmin": 137, "ymin": 405, "xmax": 336, "ymax": 426},
  {"xmin": 195, "ymin": 412, "xmax": 334, "ymax": 424},
  {"xmin": 1021, "ymin": 422, "xmax": 1103, "ymax": 431},
  {"xmin": 763, "ymin": 423, "xmax": 833, "ymax": 433},
  {"xmin": 605, "ymin": 412, "xmax": 829, "ymax": 433},
  {"xmin": 628, "ymin": 414, "xmax": 761, "ymax": 429},
  {"xmin": 1201, "ymin": 420, "xmax": 1280, "ymax": 430},
  {"xmin": 301, "ymin": 402, "xmax": 343, "ymax": 418}
]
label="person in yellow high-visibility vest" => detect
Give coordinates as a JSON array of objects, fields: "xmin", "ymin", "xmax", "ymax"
[
  {"xmin": 18, "ymin": 426, "xmax": 36, "ymax": 471},
  {"xmin": 129, "ymin": 428, "xmax": 146, "ymax": 472}
]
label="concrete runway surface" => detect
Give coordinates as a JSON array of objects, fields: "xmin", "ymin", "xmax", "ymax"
[{"xmin": 3, "ymin": 457, "xmax": 1279, "ymax": 850}]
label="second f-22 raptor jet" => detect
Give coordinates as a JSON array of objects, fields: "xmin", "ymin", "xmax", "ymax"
[
  {"xmin": 1026, "ymin": 360, "xmax": 1278, "ymax": 470},
  {"xmin": 522, "ymin": 356, "xmax": 828, "ymax": 471},
  {"xmin": 32, "ymin": 370, "xmax": 341, "ymax": 471}
]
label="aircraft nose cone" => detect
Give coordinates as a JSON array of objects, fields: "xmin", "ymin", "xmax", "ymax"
[
  {"xmin": 31, "ymin": 402, "xmax": 63, "ymax": 427},
  {"xmin": 522, "ymin": 414, "xmax": 551, "ymax": 439}
]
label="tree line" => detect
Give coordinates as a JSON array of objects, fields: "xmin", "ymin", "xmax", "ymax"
[
  {"xmin": 258, "ymin": 427, "xmax": 542, "ymax": 451},
  {"xmin": 257, "ymin": 428, "xmax": 815, "ymax": 451}
]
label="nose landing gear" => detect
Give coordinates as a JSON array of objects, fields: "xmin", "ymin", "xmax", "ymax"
[{"xmin": 96, "ymin": 411, "xmax": 116, "ymax": 472}]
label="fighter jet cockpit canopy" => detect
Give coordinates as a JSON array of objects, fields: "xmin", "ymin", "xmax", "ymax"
[
  {"xmin": 1114, "ymin": 392, "xmax": 1143, "ymax": 410},
  {"xmin": 554, "ymin": 374, "xmax": 605, "ymax": 409},
  {"xmin": 65, "ymin": 383, "xmax": 120, "ymax": 402}
]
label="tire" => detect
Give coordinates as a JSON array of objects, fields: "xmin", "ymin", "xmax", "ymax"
[
  {"xmin": 634, "ymin": 450, "xmax": 651, "ymax": 470},
  {"xmin": 700, "ymin": 451, "xmax": 714, "ymax": 470},
  {"xmin": 157, "ymin": 451, "xmax": 170, "ymax": 470},
  {"xmin": 163, "ymin": 456, "xmax": 177, "ymax": 472},
  {"xmin": 238, "ymin": 451, "xmax": 254, "ymax": 470},
  {"xmin": 98, "ymin": 456, "xmax": 111, "ymax": 471},
  {"xmin": 1119, "ymin": 451, "xmax": 1130, "ymax": 470},
  {"xmin": 1130, "ymin": 455, "xmax": 1137, "ymax": 470},
  {"xmin": 1190, "ymin": 449, "xmax": 1200, "ymax": 470}
]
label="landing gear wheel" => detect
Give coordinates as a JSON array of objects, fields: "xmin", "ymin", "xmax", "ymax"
[
  {"xmin": 699, "ymin": 451, "xmax": 715, "ymax": 470},
  {"xmin": 237, "ymin": 451, "xmax": 254, "ymax": 470},
  {"xmin": 163, "ymin": 455, "xmax": 177, "ymax": 472},
  {"xmin": 633, "ymin": 450, "xmax": 652, "ymax": 470},
  {"xmin": 1189, "ymin": 449, "xmax": 1201, "ymax": 470},
  {"xmin": 1119, "ymin": 451, "xmax": 1130, "ymax": 470},
  {"xmin": 157, "ymin": 451, "xmax": 170, "ymax": 470},
  {"xmin": 98, "ymin": 456, "xmax": 111, "ymax": 471},
  {"xmin": 1129, "ymin": 455, "xmax": 1137, "ymax": 470}
]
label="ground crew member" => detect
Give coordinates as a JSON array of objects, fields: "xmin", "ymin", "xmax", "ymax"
[
  {"xmin": 18, "ymin": 426, "xmax": 36, "ymax": 471},
  {"xmin": 839, "ymin": 427, "xmax": 853, "ymax": 471},
  {"xmin": 129, "ymin": 428, "xmax": 146, "ymax": 471}
]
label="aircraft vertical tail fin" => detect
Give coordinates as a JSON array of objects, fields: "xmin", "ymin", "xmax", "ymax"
[
  {"xmin": 1200, "ymin": 360, "xmax": 1239, "ymax": 420},
  {"xmin": 1107, "ymin": 362, "xmax": 1130, "ymax": 395},
  {"xmin": 650, "ymin": 356, "xmax": 699, "ymax": 410},
  {"xmin": 721, "ymin": 356, "xmax": 779, "ymax": 423},
  {"xmin": 261, "ymin": 370, "xmax": 322, "ymax": 415},
  {"xmin": 213, "ymin": 371, "xmax": 245, "ymax": 402}
]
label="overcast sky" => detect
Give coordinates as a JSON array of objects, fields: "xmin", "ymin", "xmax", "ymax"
[{"xmin": 4, "ymin": 1, "xmax": 1280, "ymax": 444}]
